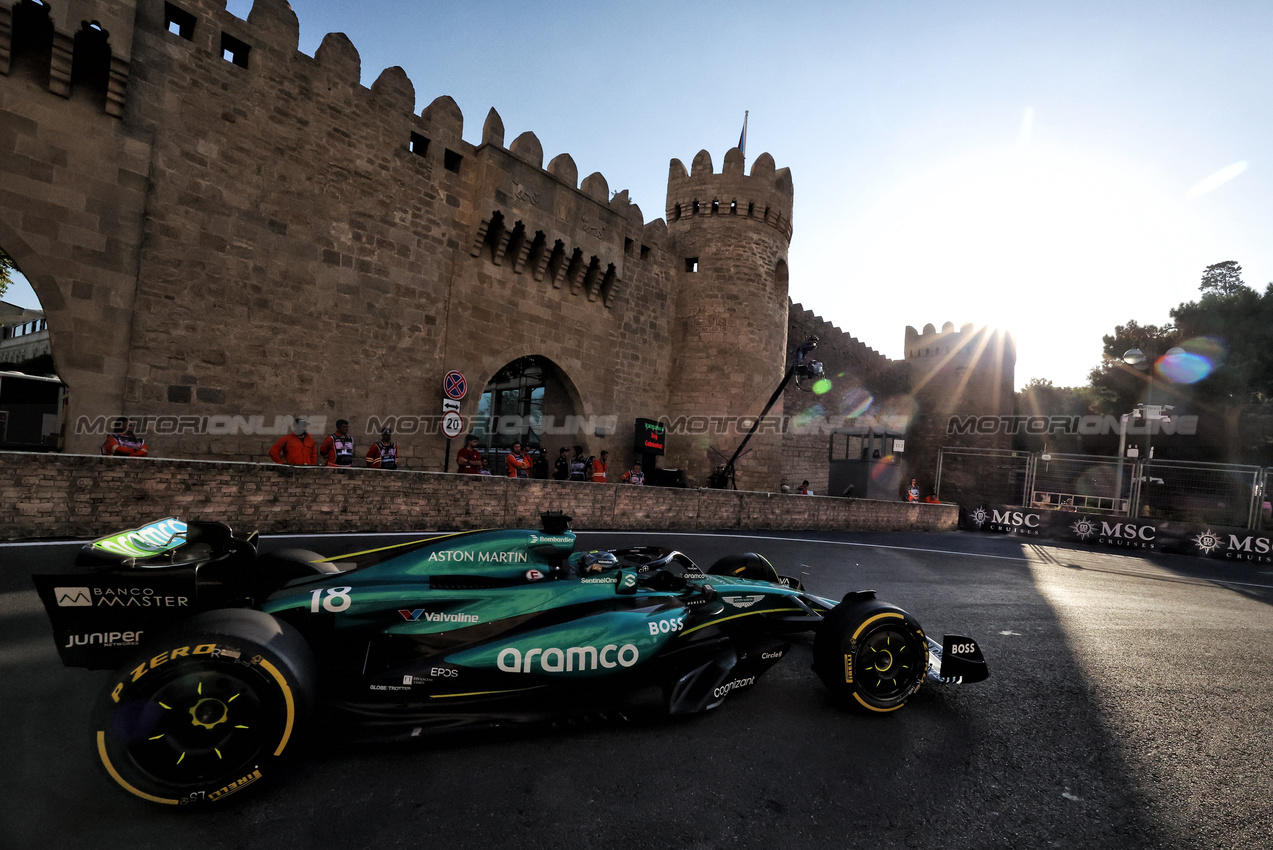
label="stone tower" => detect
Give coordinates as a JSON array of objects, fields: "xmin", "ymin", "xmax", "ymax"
[
  {"xmin": 903, "ymin": 321, "xmax": 1016, "ymax": 494},
  {"xmin": 664, "ymin": 148, "xmax": 794, "ymax": 490}
]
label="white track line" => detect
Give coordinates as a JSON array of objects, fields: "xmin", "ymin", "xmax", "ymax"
[
  {"xmin": 576, "ymin": 530, "xmax": 1035, "ymax": 561},
  {"xmin": 6, "ymin": 529, "xmax": 1270, "ymax": 590},
  {"xmin": 575, "ymin": 532, "xmax": 1273, "ymax": 590}
]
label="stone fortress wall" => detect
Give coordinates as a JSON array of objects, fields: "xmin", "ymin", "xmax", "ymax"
[
  {"xmin": 0, "ymin": 451, "xmax": 959, "ymax": 540},
  {"xmin": 0, "ymin": 0, "xmax": 1014, "ymax": 495},
  {"xmin": 902, "ymin": 322, "xmax": 1017, "ymax": 495},
  {"xmin": 782, "ymin": 303, "xmax": 905, "ymax": 494}
]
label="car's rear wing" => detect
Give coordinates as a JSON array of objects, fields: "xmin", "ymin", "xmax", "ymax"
[{"xmin": 32, "ymin": 518, "xmax": 260, "ymax": 669}]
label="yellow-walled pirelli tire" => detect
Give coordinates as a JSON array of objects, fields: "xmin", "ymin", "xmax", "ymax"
[
  {"xmin": 813, "ymin": 597, "xmax": 929, "ymax": 713},
  {"xmin": 91, "ymin": 609, "xmax": 316, "ymax": 806}
]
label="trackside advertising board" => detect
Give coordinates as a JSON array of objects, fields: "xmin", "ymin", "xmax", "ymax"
[{"xmin": 960, "ymin": 504, "xmax": 1273, "ymax": 564}]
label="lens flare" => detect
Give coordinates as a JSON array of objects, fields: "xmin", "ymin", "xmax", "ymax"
[
  {"xmin": 1184, "ymin": 161, "xmax": 1248, "ymax": 199},
  {"xmin": 811, "ymin": 378, "xmax": 833, "ymax": 395},
  {"xmin": 1157, "ymin": 337, "xmax": 1225, "ymax": 384},
  {"xmin": 869, "ymin": 458, "xmax": 896, "ymax": 480},
  {"xmin": 792, "ymin": 404, "xmax": 826, "ymax": 429},
  {"xmin": 840, "ymin": 388, "xmax": 874, "ymax": 419}
]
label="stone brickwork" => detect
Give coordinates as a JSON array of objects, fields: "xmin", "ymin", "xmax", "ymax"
[
  {"xmin": 782, "ymin": 303, "xmax": 907, "ymax": 493},
  {"xmin": 665, "ymin": 148, "xmax": 794, "ymax": 491},
  {"xmin": 0, "ymin": 0, "xmax": 1014, "ymax": 497},
  {"xmin": 0, "ymin": 0, "xmax": 150, "ymax": 429},
  {"xmin": 2, "ymin": 0, "xmax": 677, "ymax": 472},
  {"xmin": 904, "ymin": 322, "xmax": 1016, "ymax": 494},
  {"xmin": 0, "ymin": 452, "xmax": 958, "ymax": 540}
]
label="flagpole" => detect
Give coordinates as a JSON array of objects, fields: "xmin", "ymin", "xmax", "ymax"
[{"xmin": 739, "ymin": 110, "xmax": 749, "ymax": 164}]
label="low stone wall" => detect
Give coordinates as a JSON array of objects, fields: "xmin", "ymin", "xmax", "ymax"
[{"xmin": 0, "ymin": 453, "xmax": 957, "ymax": 540}]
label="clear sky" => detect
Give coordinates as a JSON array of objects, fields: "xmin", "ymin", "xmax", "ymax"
[{"xmin": 6, "ymin": 0, "xmax": 1270, "ymax": 389}]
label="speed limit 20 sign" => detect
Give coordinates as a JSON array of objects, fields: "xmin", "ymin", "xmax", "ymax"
[
  {"xmin": 441, "ymin": 398, "xmax": 464, "ymax": 438},
  {"xmin": 441, "ymin": 411, "xmax": 464, "ymax": 438}
]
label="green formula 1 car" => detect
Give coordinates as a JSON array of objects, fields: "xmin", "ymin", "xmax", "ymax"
[{"xmin": 33, "ymin": 513, "xmax": 988, "ymax": 806}]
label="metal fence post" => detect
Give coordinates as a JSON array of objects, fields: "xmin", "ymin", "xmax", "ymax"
[
  {"xmin": 1024, "ymin": 453, "xmax": 1037, "ymax": 507},
  {"xmin": 934, "ymin": 449, "xmax": 945, "ymax": 501}
]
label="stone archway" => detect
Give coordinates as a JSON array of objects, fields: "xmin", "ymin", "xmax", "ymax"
[
  {"xmin": 471, "ymin": 354, "xmax": 588, "ymax": 476},
  {"xmin": 0, "ymin": 241, "xmax": 65, "ymax": 449},
  {"xmin": 0, "ymin": 54, "xmax": 151, "ymax": 454}
]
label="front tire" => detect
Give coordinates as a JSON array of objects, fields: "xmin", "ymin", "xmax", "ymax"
[
  {"xmin": 92, "ymin": 609, "xmax": 316, "ymax": 805},
  {"xmin": 813, "ymin": 596, "xmax": 928, "ymax": 713}
]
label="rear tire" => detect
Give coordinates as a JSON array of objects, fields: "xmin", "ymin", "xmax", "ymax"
[
  {"xmin": 92, "ymin": 609, "xmax": 316, "ymax": 806},
  {"xmin": 813, "ymin": 597, "xmax": 928, "ymax": 713}
]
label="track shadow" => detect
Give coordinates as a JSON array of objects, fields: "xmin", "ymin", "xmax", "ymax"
[{"xmin": 4, "ymin": 532, "xmax": 1268, "ymax": 849}]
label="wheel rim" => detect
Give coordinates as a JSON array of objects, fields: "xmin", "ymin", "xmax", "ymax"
[
  {"xmin": 854, "ymin": 624, "xmax": 923, "ymax": 703},
  {"xmin": 104, "ymin": 664, "xmax": 277, "ymax": 791}
]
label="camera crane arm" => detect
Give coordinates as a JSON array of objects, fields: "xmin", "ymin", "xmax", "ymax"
[{"xmin": 717, "ymin": 337, "xmax": 823, "ymax": 489}]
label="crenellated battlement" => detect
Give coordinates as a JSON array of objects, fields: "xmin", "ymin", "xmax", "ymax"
[
  {"xmin": 665, "ymin": 147, "xmax": 794, "ymax": 242},
  {"xmin": 2, "ymin": 0, "xmax": 673, "ymax": 318},
  {"xmin": 901, "ymin": 321, "xmax": 1017, "ymax": 468},
  {"xmin": 904, "ymin": 321, "xmax": 1016, "ymax": 383},
  {"xmin": 791, "ymin": 301, "xmax": 889, "ymax": 364},
  {"xmin": 466, "ymin": 105, "xmax": 666, "ymax": 308},
  {"xmin": 0, "ymin": 0, "xmax": 657, "ymax": 230},
  {"xmin": 905, "ymin": 321, "xmax": 980, "ymax": 360}
]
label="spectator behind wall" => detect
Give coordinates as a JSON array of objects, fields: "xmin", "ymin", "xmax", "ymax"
[
  {"xmin": 366, "ymin": 427, "xmax": 398, "ymax": 469},
  {"xmin": 591, "ymin": 450, "xmax": 608, "ymax": 483},
  {"xmin": 320, "ymin": 419, "xmax": 355, "ymax": 467},
  {"xmin": 620, "ymin": 461, "xmax": 645, "ymax": 485},
  {"xmin": 457, "ymin": 436, "xmax": 483, "ymax": 474},
  {"xmin": 270, "ymin": 418, "xmax": 318, "ymax": 466},
  {"xmin": 506, "ymin": 442, "xmax": 532, "ymax": 478},
  {"xmin": 569, "ymin": 446, "xmax": 588, "ymax": 481}
]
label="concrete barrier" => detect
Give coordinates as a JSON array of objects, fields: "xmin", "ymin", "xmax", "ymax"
[{"xmin": 0, "ymin": 453, "xmax": 957, "ymax": 540}]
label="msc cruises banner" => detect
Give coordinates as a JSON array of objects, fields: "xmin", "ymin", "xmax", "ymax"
[{"xmin": 959, "ymin": 504, "xmax": 1273, "ymax": 565}]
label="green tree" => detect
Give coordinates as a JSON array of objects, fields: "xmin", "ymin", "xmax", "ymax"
[
  {"xmin": 1014, "ymin": 378, "xmax": 1099, "ymax": 453},
  {"xmin": 0, "ymin": 248, "xmax": 14, "ymax": 299},
  {"xmin": 1084, "ymin": 262, "xmax": 1273, "ymax": 464},
  {"xmin": 1086, "ymin": 320, "xmax": 1181, "ymax": 417},
  {"xmin": 1169, "ymin": 270, "xmax": 1273, "ymax": 463},
  {"xmin": 1170, "ymin": 279, "xmax": 1270, "ymax": 404},
  {"xmin": 1198, "ymin": 260, "xmax": 1246, "ymax": 296}
]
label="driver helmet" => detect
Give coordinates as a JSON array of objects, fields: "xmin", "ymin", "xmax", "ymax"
[{"xmin": 573, "ymin": 550, "xmax": 619, "ymax": 574}]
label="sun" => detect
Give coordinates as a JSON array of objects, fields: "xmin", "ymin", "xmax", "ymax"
[{"xmin": 827, "ymin": 138, "xmax": 1213, "ymax": 388}]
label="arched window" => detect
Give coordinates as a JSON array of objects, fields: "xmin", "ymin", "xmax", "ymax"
[
  {"xmin": 71, "ymin": 21, "xmax": 112, "ymax": 108},
  {"xmin": 10, "ymin": 0, "xmax": 55, "ymax": 86},
  {"xmin": 474, "ymin": 356, "xmax": 548, "ymax": 449}
]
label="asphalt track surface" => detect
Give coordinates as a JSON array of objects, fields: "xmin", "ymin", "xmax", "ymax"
[{"xmin": 2, "ymin": 529, "xmax": 1270, "ymax": 850}]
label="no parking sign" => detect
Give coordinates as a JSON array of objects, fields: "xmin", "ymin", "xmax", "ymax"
[{"xmin": 443, "ymin": 371, "xmax": 467, "ymax": 400}]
